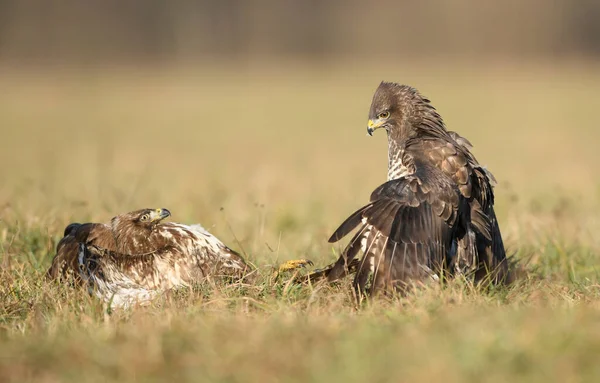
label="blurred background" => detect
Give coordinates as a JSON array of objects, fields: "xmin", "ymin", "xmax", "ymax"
[
  {"xmin": 0, "ymin": 0, "xmax": 599, "ymax": 255},
  {"xmin": 3, "ymin": 4, "xmax": 600, "ymax": 381},
  {"xmin": 1, "ymin": 0, "xmax": 600, "ymax": 64}
]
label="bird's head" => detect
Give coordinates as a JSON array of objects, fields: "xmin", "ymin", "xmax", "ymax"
[
  {"xmin": 367, "ymin": 82, "xmax": 437, "ymax": 140},
  {"xmin": 133, "ymin": 208, "xmax": 172, "ymax": 227},
  {"xmin": 112, "ymin": 208, "xmax": 171, "ymax": 232},
  {"xmin": 110, "ymin": 208, "xmax": 172, "ymax": 254}
]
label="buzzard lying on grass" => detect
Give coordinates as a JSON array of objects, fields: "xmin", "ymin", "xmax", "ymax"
[
  {"xmin": 307, "ymin": 82, "xmax": 509, "ymax": 297},
  {"xmin": 48, "ymin": 208, "xmax": 311, "ymax": 308}
]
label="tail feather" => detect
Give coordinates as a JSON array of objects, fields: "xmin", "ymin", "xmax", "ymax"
[{"xmin": 474, "ymin": 207, "xmax": 509, "ymax": 285}]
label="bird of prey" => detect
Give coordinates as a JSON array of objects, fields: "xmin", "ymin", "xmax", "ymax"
[
  {"xmin": 47, "ymin": 208, "xmax": 311, "ymax": 307},
  {"xmin": 309, "ymin": 82, "xmax": 509, "ymax": 297}
]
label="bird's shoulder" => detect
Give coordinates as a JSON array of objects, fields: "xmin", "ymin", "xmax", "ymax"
[
  {"xmin": 406, "ymin": 134, "xmax": 497, "ymax": 233},
  {"xmin": 72, "ymin": 223, "xmax": 116, "ymax": 248},
  {"xmin": 405, "ymin": 135, "xmax": 493, "ymax": 200}
]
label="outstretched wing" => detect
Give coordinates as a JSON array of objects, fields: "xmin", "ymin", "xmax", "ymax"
[
  {"xmin": 326, "ymin": 172, "xmax": 465, "ymax": 294},
  {"xmin": 77, "ymin": 222, "xmax": 252, "ymax": 295}
]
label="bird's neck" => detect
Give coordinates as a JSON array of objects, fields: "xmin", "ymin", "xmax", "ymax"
[{"xmin": 386, "ymin": 133, "xmax": 409, "ymax": 181}]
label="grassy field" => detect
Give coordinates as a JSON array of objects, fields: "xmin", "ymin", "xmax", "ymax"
[{"xmin": 1, "ymin": 59, "xmax": 600, "ymax": 382}]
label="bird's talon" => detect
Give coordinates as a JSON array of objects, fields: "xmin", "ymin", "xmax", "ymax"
[{"xmin": 277, "ymin": 259, "xmax": 314, "ymax": 273}]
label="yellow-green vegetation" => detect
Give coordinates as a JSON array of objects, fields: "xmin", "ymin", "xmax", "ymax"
[{"xmin": 1, "ymin": 60, "xmax": 600, "ymax": 382}]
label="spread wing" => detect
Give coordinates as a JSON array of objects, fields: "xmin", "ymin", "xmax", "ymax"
[
  {"xmin": 77, "ymin": 223, "xmax": 252, "ymax": 304},
  {"xmin": 326, "ymin": 172, "xmax": 465, "ymax": 294}
]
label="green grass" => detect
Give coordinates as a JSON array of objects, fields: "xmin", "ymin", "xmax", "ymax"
[{"xmin": 1, "ymin": 59, "xmax": 600, "ymax": 382}]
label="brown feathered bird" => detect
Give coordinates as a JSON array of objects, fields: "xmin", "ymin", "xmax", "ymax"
[
  {"xmin": 309, "ymin": 82, "xmax": 509, "ymax": 297},
  {"xmin": 48, "ymin": 208, "xmax": 312, "ymax": 308},
  {"xmin": 48, "ymin": 208, "xmax": 252, "ymax": 307}
]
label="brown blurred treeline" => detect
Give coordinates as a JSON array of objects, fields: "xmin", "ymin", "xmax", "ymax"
[{"xmin": 0, "ymin": 0, "xmax": 599, "ymax": 65}]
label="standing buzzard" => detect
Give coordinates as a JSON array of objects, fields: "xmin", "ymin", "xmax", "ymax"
[
  {"xmin": 47, "ymin": 208, "xmax": 310, "ymax": 307},
  {"xmin": 309, "ymin": 82, "xmax": 509, "ymax": 296}
]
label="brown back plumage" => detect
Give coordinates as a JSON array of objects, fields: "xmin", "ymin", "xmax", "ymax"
[{"xmin": 310, "ymin": 82, "xmax": 508, "ymax": 297}]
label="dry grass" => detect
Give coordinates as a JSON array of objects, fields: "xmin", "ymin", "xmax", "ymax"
[{"xmin": 1, "ymin": 59, "xmax": 600, "ymax": 382}]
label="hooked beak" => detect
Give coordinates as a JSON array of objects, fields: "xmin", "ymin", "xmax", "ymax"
[
  {"xmin": 152, "ymin": 208, "xmax": 171, "ymax": 222},
  {"xmin": 367, "ymin": 119, "xmax": 385, "ymax": 136}
]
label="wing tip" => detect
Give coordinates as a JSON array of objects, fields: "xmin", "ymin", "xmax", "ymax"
[
  {"xmin": 328, "ymin": 204, "xmax": 374, "ymax": 244},
  {"xmin": 327, "ymin": 233, "xmax": 340, "ymax": 243},
  {"xmin": 63, "ymin": 222, "xmax": 82, "ymax": 237}
]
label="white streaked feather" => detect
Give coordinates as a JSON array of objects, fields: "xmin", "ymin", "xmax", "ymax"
[
  {"xmin": 387, "ymin": 148, "xmax": 411, "ymax": 181},
  {"xmin": 78, "ymin": 221, "xmax": 246, "ymax": 309}
]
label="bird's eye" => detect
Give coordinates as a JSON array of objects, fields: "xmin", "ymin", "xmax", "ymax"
[
  {"xmin": 140, "ymin": 214, "xmax": 150, "ymax": 222},
  {"xmin": 378, "ymin": 111, "xmax": 390, "ymax": 119}
]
